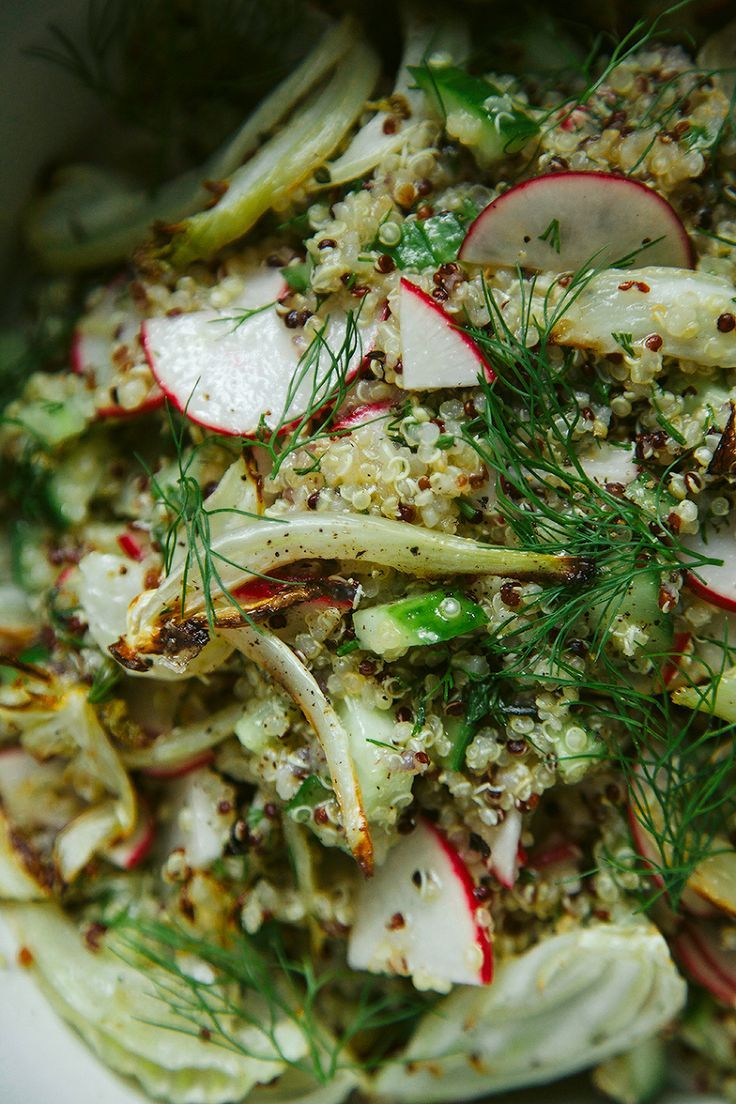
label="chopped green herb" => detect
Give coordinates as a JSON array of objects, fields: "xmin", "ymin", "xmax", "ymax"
[
  {"xmin": 612, "ymin": 332, "xmax": 636, "ymax": 357},
  {"xmin": 336, "ymin": 638, "xmax": 360, "ymax": 656},
  {"xmin": 538, "ymin": 217, "xmax": 561, "ymax": 254},
  {"xmin": 87, "ymin": 657, "xmax": 123, "ymax": 704}
]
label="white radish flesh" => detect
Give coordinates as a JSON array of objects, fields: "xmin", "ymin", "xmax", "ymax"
[
  {"xmin": 143, "ymin": 276, "xmax": 374, "ymax": 436},
  {"xmin": 550, "ymin": 267, "xmax": 736, "ymax": 367},
  {"xmin": 348, "ymin": 818, "xmax": 492, "ymax": 990},
  {"xmin": 459, "ymin": 171, "xmax": 693, "ymax": 271},
  {"xmin": 72, "ymin": 282, "xmax": 163, "ymax": 417},
  {"xmin": 488, "ymin": 808, "xmax": 522, "ymax": 889},
  {"xmin": 399, "ymin": 279, "xmax": 493, "ymax": 389},
  {"xmin": 683, "ymin": 514, "xmax": 736, "ymax": 613}
]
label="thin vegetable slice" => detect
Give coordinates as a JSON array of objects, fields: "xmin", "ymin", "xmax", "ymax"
[
  {"xmin": 550, "ymin": 267, "xmax": 736, "ymax": 366},
  {"xmin": 112, "ymin": 512, "xmax": 593, "ymax": 667},
  {"xmin": 142, "ymin": 287, "xmax": 373, "ymax": 436},
  {"xmin": 154, "ymin": 42, "xmax": 380, "ymax": 268},
  {"xmin": 375, "ymin": 921, "xmax": 685, "ymax": 1102},
  {"xmin": 224, "ymin": 626, "xmax": 373, "ymax": 874},
  {"xmin": 353, "ymin": 588, "xmax": 487, "ymax": 657},
  {"xmin": 5, "ymin": 904, "xmax": 302, "ymax": 1101},
  {"xmin": 399, "ymin": 278, "xmax": 494, "ymax": 389},
  {"xmin": 26, "ymin": 19, "xmax": 357, "ymax": 271},
  {"xmin": 459, "ymin": 172, "xmax": 694, "ymax": 270},
  {"xmin": 410, "ymin": 63, "xmax": 539, "ymax": 167},
  {"xmin": 326, "ymin": 7, "xmax": 468, "ymax": 185}
]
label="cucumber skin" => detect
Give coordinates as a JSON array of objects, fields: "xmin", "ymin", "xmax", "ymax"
[
  {"xmin": 410, "ymin": 65, "xmax": 539, "ymax": 164},
  {"xmin": 354, "ymin": 589, "xmax": 487, "ymax": 656}
]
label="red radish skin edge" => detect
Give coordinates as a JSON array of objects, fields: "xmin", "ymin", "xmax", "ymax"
[
  {"xmin": 331, "ymin": 401, "xmax": 396, "ymax": 432},
  {"xmin": 400, "ymin": 279, "xmax": 496, "ymax": 385},
  {"xmin": 117, "ymin": 532, "xmax": 146, "ymax": 562},
  {"xmin": 72, "ymin": 326, "xmax": 165, "ymax": 420},
  {"xmin": 429, "ymin": 821, "xmax": 493, "ymax": 984},
  {"xmin": 109, "ymin": 816, "xmax": 156, "ymax": 870},
  {"xmin": 662, "ymin": 631, "xmax": 692, "ymax": 687},
  {"xmin": 459, "ymin": 171, "xmax": 695, "ymax": 269},
  {"xmin": 627, "ymin": 802, "xmax": 665, "ymax": 890},
  {"xmin": 527, "ymin": 842, "xmax": 582, "ymax": 870},
  {"xmin": 96, "ymin": 394, "xmax": 165, "ymax": 421},
  {"xmin": 674, "ymin": 928, "xmax": 736, "ymax": 1006},
  {"xmin": 142, "ymin": 750, "xmax": 216, "ymax": 780},
  {"xmin": 141, "ymin": 324, "xmax": 375, "ymax": 440},
  {"xmin": 686, "ymin": 571, "xmax": 736, "ymax": 615},
  {"xmin": 677, "ymin": 924, "xmax": 736, "ymax": 1004}
]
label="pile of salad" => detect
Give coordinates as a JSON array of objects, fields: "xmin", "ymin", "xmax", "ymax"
[{"xmin": 2, "ymin": 1, "xmax": 736, "ymax": 1101}]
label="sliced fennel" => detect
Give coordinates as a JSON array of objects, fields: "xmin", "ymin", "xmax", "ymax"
[
  {"xmin": 224, "ymin": 626, "xmax": 373, "ymax": 874},
  {"xmin": 0, "ymin": 808, "xmax": 50, "ymax": 900},
  {"xmin": 156, "ymin": 42, "xmax": 380, "ymax": 268},
  {"xmin": 116, "ymin": 512, "xmax": 591, "ymax": 665},
  {"xmin": 325, "ymin": 5, "xmax": 468, "ymax": 185},
  {"xmin": 375, "ymin": 921, "xmax": 685, "ymax": 1102},
  {"xmin": 551, "ymin": 267, "xmax": 736, "ymax": 367},
  {"xmin": 0, "ymin": 687, "xmax": 135, "ymax": 881},
  {"xmin": 6, "ymin": 904, "xmax": 301, "ymax": 1103},
  {"xmin": 335, "ymin": 695, "xmax": 414, "ymax": 836},
  {"xmin": 672, "ymin": 665, "xmax": 736, "ymax": 721},
  {"xmin": 121, "ymin": 702, "xmax": 242, "ymax": 771},
  {"xmin": 26, "ymin": 19, "xmax": 357, "ymax": 272}
]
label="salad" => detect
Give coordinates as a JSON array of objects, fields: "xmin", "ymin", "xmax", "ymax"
[{"xmin": 2, "ymin": 1, "xmax": 736, "ymax": 1101}]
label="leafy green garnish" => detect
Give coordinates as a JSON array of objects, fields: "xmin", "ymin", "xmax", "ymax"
[
  {"xmin": 457, "ymin": 263, "xmax": 733, "ymax": 904},
  {"xmin": 87, "ymin": 656, "xmax": 123, "ymax": 703},
  {"xmin": 111, "ymin": 913, "xmax": 427, "ymax": 1081},
  {"xmin": 538, "ymin": 218, "xmax": 561, "ymax": 254},
  {"xmin": 380, "ymin": 205, "xmax": 479, "ymax": 272},
  {"xmin": 611, "ymin": 332, "xmax": 635, "ymax": 357}
]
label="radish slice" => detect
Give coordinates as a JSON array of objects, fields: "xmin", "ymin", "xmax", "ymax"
[
  {"xmin": 459, "ymin": 172, "xmax": 694, "ymax": 271},
  {"xmin": 674, "ymin": 923, "xmax": 736, "ymax": 1006},
  {"xmin": 72, "ymin": 282, "xmax": 163, "ymax": 418},
  {"xmin": 399, "ymin": 279, "xmax": 493, "ymax": 390},
  {"xmin": 143, "ymin": 279, "xmax": 375, "ymax": 436},
  {"xmin": 488, "ymin": 808, "xmax": 523, "ymax": 889},
  {"xmin": 577, "ymin": 443, "xmax": 639, "ymax": 487},
  {"xmin": 550, "ymin": 267, "xmax": 736, "ymax": 367},
  {"xmin": 102, "ymin": 802, "xmax": 155, "ymax": 870},
  {"xmin": 683, "ymin": 515, "xmax": 736, "ymax": 613},
  {"xmin": 348, "ymin": 817, "xmax": 492, "ymax": 990},
  {"xmin": 331, "ymin": 400, "xmax": 396, "ymax": 432},
  {"xmin": 141, "ymin": 751, "xmax": 216, "ymax": 781}
]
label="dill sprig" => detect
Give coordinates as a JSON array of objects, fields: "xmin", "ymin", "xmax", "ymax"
[
  {"xmin": 459, "ymin": 265, "xmax": 735, "ymax": 903},
  {"xmin": 110, "ymin": 913, "xmax": 427, "ymax": 1082},
  {"xmin": 251, "ymin": 306, "xmax": 368, "ymax": 478},
  {"xmin": 144, "ymin": 407, "xmax": 279, "ymax": 629}
]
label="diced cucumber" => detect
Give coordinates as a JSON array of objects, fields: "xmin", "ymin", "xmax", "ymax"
[
  {"xmin": 409, "ymin": 64, "xmax": 539, "ymax": 166},
  {"xmin": 586, "ymin": 569, "xmax": 674, "ymax": 661},
  {"xmin": 10, "ymin": 521, "xmax": 55, "ymax": 594},
  {"xmin": 592, "ymin": 1036, "xmax": 667, "ymax": 1104},
  {"xmin": 672, "ymin": 663, "xmax": 736, "ymax": 721},
  {"xmin": 235, "ymin": 695, "xmax": 291, "ymax": 754},
  {"xmin": 336, "ymin": 695, "xmax": 413, "ymax": 830},
  {"xmin": 383, "ymin": 206, "xmax": 479, "ymax": 272},
  {"xmin": 47, "ymin": 441, "xmax": 107, "ymax": 527},
  {"xmin": 285, "ymin": 775, "xmax": 333, "ymax": 822},
  {"xmin": 624, "ymin": 473, "xmax": 677, "ymax": 522},
  {"xmin": 353, "ymin": 589, "xmax": 487, "ymax": 657},
  {"xmin": 16, "ymin": 399, "xmax": 89, "ymax": 447}
]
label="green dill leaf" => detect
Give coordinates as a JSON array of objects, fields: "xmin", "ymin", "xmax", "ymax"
[
  {"xmin": 336, "ymin": 639, "xmax": 360, "ymax": 656},
  {"xmin": 87, "ymin": 657, "xmax": 123, "ymax": 703},
  {"xmin": 611, "ymin": 331, "xmax": 635, "ymax": 357},
  {"xmin": 281, "ymin": 260, "xmax": 312, "ymax": 293},
  {"xmin": 538, "ymin": 217, "xmax": 561, "ymax": 254}
]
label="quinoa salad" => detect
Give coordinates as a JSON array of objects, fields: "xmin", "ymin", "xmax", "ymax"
[{"xmin": 2, "ymin": 3, "xmax": 736, "ymax": 1102}]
